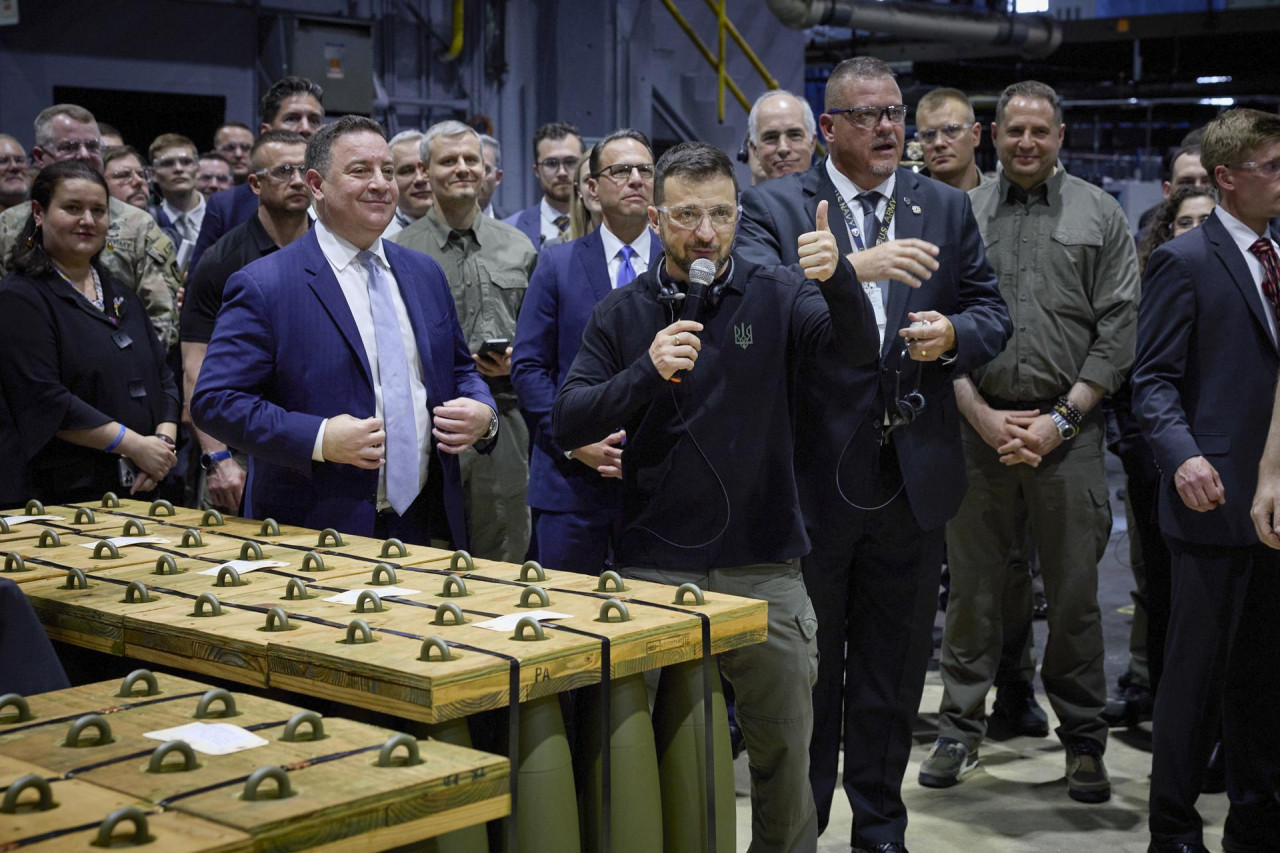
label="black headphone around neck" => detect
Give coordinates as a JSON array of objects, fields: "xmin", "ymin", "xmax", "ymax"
[{"xmin": 655, "ymin": 255, "xmax": 734, "ymax": 316}]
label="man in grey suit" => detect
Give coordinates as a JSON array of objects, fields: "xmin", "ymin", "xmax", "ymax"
[{"xmin": 737, "ymin": 57, "xmax": 1010, "ymax": 853}]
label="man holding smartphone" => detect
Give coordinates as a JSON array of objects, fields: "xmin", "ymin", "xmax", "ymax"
[{"xmin": 394, "ymin": 120, "xmax": 537, "ymax": 561}]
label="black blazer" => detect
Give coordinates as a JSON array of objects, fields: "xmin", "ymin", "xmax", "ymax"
[
  {"xmin": 0, "ymin": 269, "xmax": 179, "ymax": 502},
  {"xmin": 1132, "ymin": 211, "xmax": 1280, "ymax": 548},
  {"xmin": 738, "ymin": 162, "xmax": 1011, "ymax": 535}
]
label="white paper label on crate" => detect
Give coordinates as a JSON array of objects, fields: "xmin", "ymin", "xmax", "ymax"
[
  {"xmin": 472, "ymin": 610, "xmax": 574, "ymax": 633},
  {"xmin": 196, "ymin": 559, "xmax": 290, "ymax": 577},
  {"xmin": 322, "ymin": 586, "xmax": 422, "ymax": 604},
  {"xmin": 143, "ymin": 722, "xmax": 269, "ymax": 756},
  {"xmin": 77, "ymin": 536, "xmax": 170, "ymax": 549},
  {"xmin": 0, "ymin": 515, "xmax": 65, "ymax": 527}
]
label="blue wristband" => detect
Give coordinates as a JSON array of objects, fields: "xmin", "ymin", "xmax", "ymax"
[{"xmin": 104, "ymin": 424, "xmax": 127, "ymax": 454}]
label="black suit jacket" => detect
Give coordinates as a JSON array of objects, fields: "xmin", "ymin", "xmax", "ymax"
[
  {"xmin": 738, "ymin": 162, "xmax": 1011, "ymax": 535},
  {"xmin": 1132, "ymin": 211, "xmax": 1280, "ymax": 548}
]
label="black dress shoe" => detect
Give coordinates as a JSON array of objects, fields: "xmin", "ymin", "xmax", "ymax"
[
  {"xmin": 853, "ymin": 844, "xmax": 908, "ymax": 853},
  {"xmin": 1100, "ymin": 683, "xmax": 1154, "ymax": 728},
  {"xmin": 991, "ymin": 682, "xmax": 1050, "ymax": 738},
  {"xmin": 1146, "ymin": 841, "xmax": 1208, "ymax": 853}
]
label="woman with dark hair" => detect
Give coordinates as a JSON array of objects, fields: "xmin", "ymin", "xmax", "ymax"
[
  {"xmin": 0, "ymin": 159, "xmax": 177, "ymax": 503},
  {"xmin": 1138, "ymin": 184, "xmax": 1216, "ymax": 274}
]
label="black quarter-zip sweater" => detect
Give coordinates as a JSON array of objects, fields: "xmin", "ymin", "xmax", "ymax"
[{"xmin": 552, "ymin": 253, "xmax": 877, "ymax": 571}]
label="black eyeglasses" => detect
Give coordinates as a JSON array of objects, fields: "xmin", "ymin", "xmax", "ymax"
[
  {"xmin": 825, "ymin": 104, "xmax": 908, "ymax": 129},
  {"xmin": 594, "ymin": 163, "xmax": 655, "ymax": 183},
  {"xmin": 916, "ymin": 122, "xmax": 975, "ymax": 145},
  {"xmin": 537, "ymin": 156, "xmax": 580, "ymax": 173}
]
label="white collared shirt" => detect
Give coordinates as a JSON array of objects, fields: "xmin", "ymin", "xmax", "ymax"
[
  {"xmin": 310, "ymin": 219, "xmax": 431, "ymax": 511},
  {"xmin": 1215, "ymin": 206, "xmax": 1279, "ymax": 347},
  {"xmin": 380, "ymin": 207, "xmax": 418, "ymax": 240},
  {"xmin": 826, "ymin": 158, "xmax": 896, "ymax": 346},
  {"xmin": 599, "ymin": 223, "xmax": 652, "ymax": 287},
  {"xmin": 161, "ymin": 194, "xmax": 206, "ymax": 271},
  {"xmin": 539, "ymin": 197, "xmax": 568, "ymax": 245}
]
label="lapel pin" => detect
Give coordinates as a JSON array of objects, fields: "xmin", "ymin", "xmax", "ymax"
[{"xmin": 912, "ymin": 204, "xmax": 922, "ymax": 214}]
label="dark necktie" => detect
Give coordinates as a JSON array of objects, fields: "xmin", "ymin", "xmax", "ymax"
[
  {"xmin": 356, "ymin": 250, "xmax": 419, "ymax": 515},
  {"xmin": 554, "ymin": 214, "xmax": 570, "ymax": 235},
  {"xmin": 616, "ymin": 245, "xmax": 637, "ymax": 288},
  {"xmin": 1249, "ymin": 237, "xmax": 1280, "ymax": 331},
  {"xmin": 857, "ymin": 191, "xmax": 883, "ymax": 247}
]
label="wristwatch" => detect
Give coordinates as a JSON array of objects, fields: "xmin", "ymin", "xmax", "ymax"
[
  {"xmin": 1050, "ymin": 410, "xmax": 1079, "ymax": 441},
  {"xmin": 200, "ymin": 450, "xmax": 233, "ymax": 470},
  {"xmin": 481, "ymin": 408, "xmax": 499, "ymax": 442}
]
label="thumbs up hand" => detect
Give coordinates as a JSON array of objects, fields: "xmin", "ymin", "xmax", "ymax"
[{"xmin": 798, "ymin": 199, "xmax": 839, "ymax": 282}]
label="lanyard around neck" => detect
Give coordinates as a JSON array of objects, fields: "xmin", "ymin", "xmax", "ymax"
[{"xmin": 833, "ymin": 189, "xmax": 897, "ymax": 253}]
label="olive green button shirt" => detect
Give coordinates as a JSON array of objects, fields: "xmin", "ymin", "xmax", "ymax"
[
  {"xmin": 967, "ymin": 165, "xmax": 1138, "ymax": 402},
  {"xmin": 0, "ymin": 197, "xmax": 182, "ymax": 348},
  {"xmin": 392, "ymin": 204, "xmax": 536, "ymax": 407}
]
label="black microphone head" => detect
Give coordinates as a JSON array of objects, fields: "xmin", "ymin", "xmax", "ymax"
[{"xmin": 689, "ymin": 258, "xmax": 716, "ymax": 287}]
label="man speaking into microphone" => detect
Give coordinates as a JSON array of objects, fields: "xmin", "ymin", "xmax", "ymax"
[{"xmin": 553, "ymin": 141, "xmax": 878, "ymax": 852}]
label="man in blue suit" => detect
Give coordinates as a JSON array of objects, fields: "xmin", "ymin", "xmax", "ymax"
[
  {"xmin": 737, "ymin": 57, "xmax": 1010, "ymax": 853},
  {"xmin": 189, "ymin": 76, "xmax": 326, "ymax": 274},
  {"xmin": 512, "ymin": 128, "xmax": 660, "ymax": 572},
  {"xmin": 192, "ymin": 115, "xmax": 497, "ymax": 547},
  {"xmin": 1134, "ymin": 107, "xmax": 1280, "ymax": 853},
  {"xmin": 503, "ymin": 121, "xmax": 584, "ymax": 249}
]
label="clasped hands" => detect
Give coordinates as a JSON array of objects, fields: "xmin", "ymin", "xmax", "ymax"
[
  {"xmin": 322, "ymin": 399, "xmax": 494, "ymax": 467},
  {"xmin": 974, "ymin": 405, "xmax": 1062, "ymax": 467}
]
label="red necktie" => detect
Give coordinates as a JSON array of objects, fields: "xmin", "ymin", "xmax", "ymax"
[{"xmin": 1249, "ymin": 237, "xmax": 1280, "ymax": 330}]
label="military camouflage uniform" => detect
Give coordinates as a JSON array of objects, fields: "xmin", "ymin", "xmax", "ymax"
[{"xmin": 0, "ymin": 197, "xmax": 181, "ymax": 348}]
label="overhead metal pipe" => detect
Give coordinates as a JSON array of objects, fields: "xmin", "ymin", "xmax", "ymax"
[{"xmin": 765, "ymin": 0, "xmax": 1063, "ymax": 59}]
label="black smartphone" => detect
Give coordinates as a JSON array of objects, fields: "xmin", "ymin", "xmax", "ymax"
[
  {"xmin": 477, "ymin": 338, "xmax": 511, "ymax": 360},
  {"xmin": 118, "ymin": 458, "xmax": 137, "ymax": 488}
]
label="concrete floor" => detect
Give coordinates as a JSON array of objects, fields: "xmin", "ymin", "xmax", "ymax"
[{"xmin": 734, "ymin": 454, "xmax": 1232, "ymax": 852}]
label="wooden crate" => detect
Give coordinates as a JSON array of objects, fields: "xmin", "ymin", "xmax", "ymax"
[{"xmin": 0, "ymin": 674, "xmax": 508, "ymax": 852}]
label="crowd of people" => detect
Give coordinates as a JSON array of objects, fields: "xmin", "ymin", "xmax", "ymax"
[{"xmin": 2, "ymin": 58, "xmax": 1280, "ymax": 853}]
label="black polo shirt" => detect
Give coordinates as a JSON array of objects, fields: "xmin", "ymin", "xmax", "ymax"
[{"xmin": 180, "ymin": 212, "xmax": 279, "ymax": 344}]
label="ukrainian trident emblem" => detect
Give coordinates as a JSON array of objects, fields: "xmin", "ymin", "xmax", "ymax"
[{"xmin": 734, "ymin": 323, "xmax": 753, "ymax": 349}]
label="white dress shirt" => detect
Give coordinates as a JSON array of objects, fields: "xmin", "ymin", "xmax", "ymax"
[
  {"xmin": 826, "ymin": 158, "xmax": 896, "ymax": 347},
  {"xmin": 161, "ymin": 194, "xmax": 206, "ymax": 271},
  {"xmin": 539, "ymin": 197, "xmax": 568, "ymax": 245},
  {"xmin": 310, "ymin": 220, "xmax": 432, "ymax": 510},
  {"xmin": 1214, "ymin": 205, "xmax": 1279, "ymax": 347},
  {"xmin": 599, "ymin": 222, "xmax": 652, "ymax": 287}
]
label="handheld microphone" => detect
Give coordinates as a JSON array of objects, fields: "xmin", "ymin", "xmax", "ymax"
[{"xmin": 671, "ymin": 258, "xmax": 717, "ymax": 383}]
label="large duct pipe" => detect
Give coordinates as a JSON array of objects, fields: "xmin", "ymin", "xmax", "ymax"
[{"xmin": 766, "ymin": 0, "xmax": 1063, "ymax": 59}]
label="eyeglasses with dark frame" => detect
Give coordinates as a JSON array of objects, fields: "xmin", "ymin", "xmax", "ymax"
[
  {"xmin": 594, "ymin": 163, "xmax": 655, "ymax": 183},
  {"xmin": 537, "ymin": 156, "xmax": 580, "ymax": 173},
  {"xmin": 825, "ymin": 104, "xmax": 909, "ymax": 129},
  {"xmin": 916, "ymin": 122, "xmax": 976, "ymax": 145}
]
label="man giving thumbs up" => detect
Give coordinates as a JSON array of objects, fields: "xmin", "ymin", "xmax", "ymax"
[{"xmin": 553, "ymin": 141, "xmax": 878, "ymax": 851}]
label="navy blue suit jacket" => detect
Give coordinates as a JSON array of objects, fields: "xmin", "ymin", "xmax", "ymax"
[
  {"xmin": 190, "ymin": 183, "xmax": 258, "ymax": 274},
  {"xmin": 190, "ymin": 229, "xmax": 494, "ymax": 545},
  {"xmin": 511, "ymin": 228, "xmax": 663, "ymax": 514},
  {"xmin": 738, "ymin": 163, "xmax": 1011, "ymax": 534},
  {"xmin": 1132, "ymin": 211, "xmax": 1280, "ymax": 548},
  {"xmin": 503, "ymin": 204, "xmax": 542, "ymax": 250}
]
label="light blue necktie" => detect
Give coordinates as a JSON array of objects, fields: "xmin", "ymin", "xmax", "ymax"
[
  {"xmin": 616, "ymin": 245, "xmax": 637, "ymax": 288},
  {"xmin": 357, "ymin": 250, "xmax": 418, "ymax": 515}
]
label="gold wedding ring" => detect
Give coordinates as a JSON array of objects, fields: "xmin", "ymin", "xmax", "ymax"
[{"xmin": 674, "ymin": 334, "xmax": 681, "ymax": 346}]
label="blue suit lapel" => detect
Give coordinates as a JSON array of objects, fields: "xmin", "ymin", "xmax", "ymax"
[
  {"xmin": 1205, "ymin": 213, "xmax": 1278, "ymax": 353},
  {"xmin": 882, "ymin": 168, "xmax": 924, "ymax": 359},
  {"xmin": 302, "ymin": 233, "xmax": 373, "ymax": 389},
  {"xmin": 808, "ymin": 164, "xmax": 853, "ymax": 257},
  {"xmin": 575, "ymin": 229, "xmax": 612, "ymax": 302}
]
